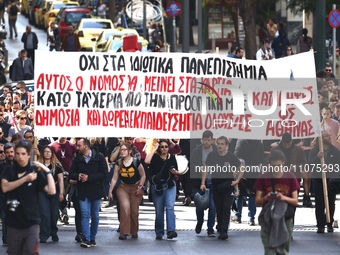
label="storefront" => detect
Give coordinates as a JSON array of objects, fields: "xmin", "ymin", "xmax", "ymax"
[{"xmin": 205, "ymin": 0, "xmax": 239, "ymax": 49}]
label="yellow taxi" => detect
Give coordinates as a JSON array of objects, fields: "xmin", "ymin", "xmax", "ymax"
[
  {"xmin": 102, "ymin": 34, "xmax": 149, "ymax": 53},
  {"xmin": 43, "ymin": 0, "xmax": 79, "ymax": 28},
  {"xmin": 94, "ymin": 28, "xmax": 139, "ymax": 52},
  {"xmin": 75, "ymin": 18, "xmax": 114, "ymax": 51},
  {"xmin": 34, "ymin": 0, "xmax": 53, "ymax": 28}
]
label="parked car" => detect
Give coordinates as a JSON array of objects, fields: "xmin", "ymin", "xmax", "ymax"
[
  {"xmin": 28, "ymin": 0, "xmax": 43, "ymax": 26},
  {"xmin": 75, "ymin": 18, "xmax": 114, "ymax": 51},
  {"xmin": 43, "ymin": 0, "xmax": 79, "ymax": 29},
  {"xmin": 34, "ymin": 0, "xmax": 53, "ymax": 28},
  {"xmin": 55, "ymin": 7, "xmax": 92, "ymax": 39},
  {"xmin": 93, "ymin": 28, "xmax": 139, "ymax": 52},
  {"xmin": 21, "ymin": 0, "xmax": 32, "ymax": 17},
  {"xmin": 102, "ymin": 35, "xmax": 148, "ymax": 53}
]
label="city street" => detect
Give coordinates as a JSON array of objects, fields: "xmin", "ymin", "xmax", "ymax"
[
  {"xmin": 2, "ymin": 11, "xmax": 340, "ymax": 255},
  {"xmin": 1, "ymin": 195, "xmax": 339, "ymax": 255}
]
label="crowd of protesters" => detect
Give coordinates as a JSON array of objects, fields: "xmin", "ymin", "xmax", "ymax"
[
  {"xmin": 0, "ymin": 95, "xmax": 338, "ymax": 253},
  {"xmin": 1, "ymin": 16, "xmax": 340, "ymax": 255}
]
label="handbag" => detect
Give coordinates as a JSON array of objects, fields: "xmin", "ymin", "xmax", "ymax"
[
  {"xmin": 151, "ymin": 155, "xmax": 169, "ymax": 194},
  {"xmin": 271, "ymin": 178, "xmax": 296, "ymax": 219}
]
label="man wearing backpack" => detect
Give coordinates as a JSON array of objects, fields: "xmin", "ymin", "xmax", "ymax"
[{"xmin": 7, "ymin": 0, "xmax": 20, "ymax": 39}]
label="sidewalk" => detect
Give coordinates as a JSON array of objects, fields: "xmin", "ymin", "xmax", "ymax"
[{"xmin": 1, "ymin": 196, "xmax": 338, "ymax": 255}]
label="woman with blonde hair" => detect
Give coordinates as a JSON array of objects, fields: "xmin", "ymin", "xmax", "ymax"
[{"xmin": 38, "ymin": 145, "xmax": 64, "ymax": 243}]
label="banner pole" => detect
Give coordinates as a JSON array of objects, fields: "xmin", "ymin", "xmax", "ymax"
[{"xmin": 318, "ymin": 136, "xmax": 331, "ymax": 223}]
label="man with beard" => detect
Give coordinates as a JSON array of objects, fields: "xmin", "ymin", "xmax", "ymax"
[
  {"xmin": 271, "ymin": 133, "xmax": 309, "ymax": 206},
  {"xmin": 308, "ymin": 131, "xmax": 340, "ymax": 233},
  {"xmin": 69, "ymin": 138, "xmax": 107, "ymax": 248},
  {"xmin": 50, "ymin": 138, "xmax": 76, "ymax": 225}
]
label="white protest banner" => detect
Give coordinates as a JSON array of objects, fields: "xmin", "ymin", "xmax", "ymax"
[{"xmin": 34, "ymin": 51, "xmax": 320, "ymax": 139}]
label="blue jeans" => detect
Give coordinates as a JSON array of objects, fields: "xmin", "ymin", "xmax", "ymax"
[
  {"xmin": 38, "ymin": 192, "xmax": 59, "ymax": 241},
  {"xmin": 235, "ymin": 195, "xmax": 256, "ymax": 222},
  {"xmin": 194, "ymin": 187, "xmax": 215, "ymax": 231},
  {"xmin": 79, "ymin": 198, "xmax": 101, "ymax": 242},
  {"xmin": 151, "ymin": 181, "xmax": 176, "ymax": 236}
]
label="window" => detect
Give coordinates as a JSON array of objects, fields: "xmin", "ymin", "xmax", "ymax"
[
  {"xmin": 207, "ymin": 6, "xmax": 235, "ymax": 40},
  {"xmin": 82, "ymin": 21, "xmax": 112, "ymax": 29}
]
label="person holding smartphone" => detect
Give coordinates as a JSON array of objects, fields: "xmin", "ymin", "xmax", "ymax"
[{"xmin": 254, "ymin": 150, "xmax": 299, "ymax": 254}]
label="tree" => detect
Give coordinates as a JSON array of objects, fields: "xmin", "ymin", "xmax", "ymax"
[
  {"xmin": 286, "ymin": 0, "xmax": 340, "ymax": 15},
  {"xmin": 203, "ymin": 0, "xmax": 257, "ymax": 59},
  {"xmin": 238, "ymin": 0, "xmax": 257, "ymax": 59}
]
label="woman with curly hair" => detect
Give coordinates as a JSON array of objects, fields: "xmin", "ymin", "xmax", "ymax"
[{"xmin": 109, "ymin": 142, "xmax": 146, "ymax": 240}]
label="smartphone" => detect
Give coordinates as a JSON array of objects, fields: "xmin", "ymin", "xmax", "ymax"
[{"xmin": 270, "ymin": 191, "xmax": 277, "ymax": 196}]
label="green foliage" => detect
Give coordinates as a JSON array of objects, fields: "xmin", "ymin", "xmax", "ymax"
[
  {"xmin": 255, "ymin": 0, "xmax": 279, "ymax": 25},
  {"xmin": 202, "ymin": 0, "xmax": 216, "ymax": 6},
  {"xmin": 287, "ymin": 0, "xmax": 340, "ymax": 15}
]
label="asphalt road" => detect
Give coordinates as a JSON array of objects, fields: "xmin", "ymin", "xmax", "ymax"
[
  {"xmin": 2, "ymin": 11, "xmax": 340, "ymax": 255},
  {"xmin": 1, "ymin": 195, "xmax": 339, "ymax": 255}
]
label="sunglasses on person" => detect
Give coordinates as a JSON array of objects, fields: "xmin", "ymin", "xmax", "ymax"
[
  {"xmin": 18, "ymin": 117, "xmax": 26, "ymax": 120},
  {"xmin": 287, "ymin": 48, "xmax": 292, "ymax": 51},
  {"xmin": 325, "ymin": 69, "xmax": 332, "ymax": 72},
  {"xmin": 0, "ymin": 151, "xmax": 4, "ymax": 154},
  {"xmin": 160, "ymin": 145, "xmax": 169, "ymax": 149}
]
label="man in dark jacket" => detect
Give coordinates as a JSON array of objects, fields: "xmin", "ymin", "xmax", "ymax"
[
  {"xmin": 61, "ymin": 26, "xmax": 80, "ymax": 52},
  {"xmin": 11, "ymin": 49, "xmax": 34, "ymax": 81},
  {"xmin": 191, "ymin": 130, "xmax": 217, "ymax": 237},
  {"xmin": 69, "ymin": 138, "xmax": 107, "ymax": 248},
  {"xmin": 21, "ymin": 25, "xmax": 38, "ymax": 67},
  {"xmin": 308, "ymin": 131, "xmax": 340, "ymax": 233}
]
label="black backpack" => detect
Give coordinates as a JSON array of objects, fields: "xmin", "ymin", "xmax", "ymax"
[{"xmin": 10, "ymin": 5, "xmax": 18, "ymax": 16}]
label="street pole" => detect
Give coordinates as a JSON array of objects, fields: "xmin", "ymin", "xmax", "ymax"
[
  {"xmin": 143, "ymin": 0, "xmax": 147, "ymax": 40},
  {"xmin": 315, "ymin": 0, "xmax": 326, "ymax": 71},
  {"xmin": 173, "ymin": 16, "xmax": 176, "ymax": 52},
  {"xmin": 197, "ymin": 0, "xmax": 202, "ymax": 53},
  {"xmin": 130, "ymin": 0, "xmax": 133, "ymax": 28},
  {"xmin": 333, "ymin": 4, "xmax": 336, "ymax": 73},
  {"xmin": 182, "ymin": 0, "xmax": 189, "ymax": 52}
]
